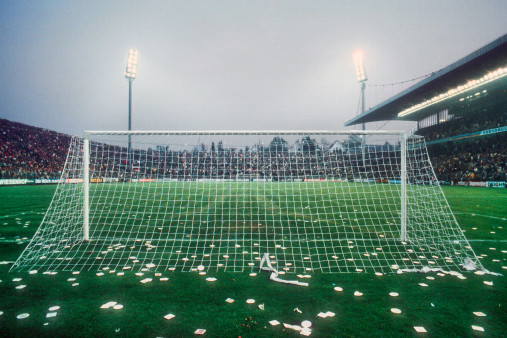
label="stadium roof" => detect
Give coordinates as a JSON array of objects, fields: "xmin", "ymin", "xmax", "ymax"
[{"xmin": 345, "ymin": 34, "xmax": 507, "ymax": 126}]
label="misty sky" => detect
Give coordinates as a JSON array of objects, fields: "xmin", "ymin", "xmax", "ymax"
[{"xmin": 0, "ymin": 1, "xmax": 506, "ymax": 136}]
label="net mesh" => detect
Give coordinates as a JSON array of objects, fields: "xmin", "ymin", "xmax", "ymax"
[{"xmin": 11, "ymin": 131, "xmax": 482, "ymax": 273}]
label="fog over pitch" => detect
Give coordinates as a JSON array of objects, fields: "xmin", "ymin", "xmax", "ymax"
[{"xmin": 0, "ymin": 1, "xmax": 505, "ymax": 136}]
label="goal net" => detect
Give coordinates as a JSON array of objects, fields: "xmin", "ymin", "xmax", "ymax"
[{"xmin": 12, "ymin": 130, "xmax": 483, "ymax": 274}]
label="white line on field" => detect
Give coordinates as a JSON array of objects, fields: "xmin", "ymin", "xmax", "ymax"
[{"xmin": 454, "ymin": 213, "xmax": 506, "ymax": 221}]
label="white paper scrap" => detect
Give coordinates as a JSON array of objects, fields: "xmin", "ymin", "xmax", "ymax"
[
  {"xmin": 389, "ymin": 292, "xmax": 399, "ymax": 297},
  {"xmin": 194, "ymin": 329, "xmax": 206, "ymax": 335},
  {"xmin": 414, "ymin": 326, "xmax": 427, "ymax": 333},
  {"xmin": 300, "ymin": 328, "xmax": 312, "ymax": 336},
  {"xmin": 15, "ymin": 285, "xmax": 26, "ymax": 289},
  {"xmin": 354, "ymin": 291, "xmax": 363, "ymax": 296},
  {"xmin": 46, "ymin": 312, "xmax": 57, "ymax": 318},
  {"xmin": 418, "ymin": 283, "xmax": 428, "ymax": 287},
  {"xmin": 334, "ymin": 287, "xmax": 343, "ymax": 292},
  {"xmin": 246, "ymin": 299, "xmax": 255, "ymax": 304},
  {"xmin": 391, "ymin": 308, "xmax": 401, "ymax": 314},
  {"xmin": 206, "ymin": 277, "xmax": 217, "ymax": 282},
  {"xmin": 473, "ymin": 312, "xmax": 486, "ymax": 317},
  {"xmin": 225, "ymin": 298, "xmax": 234, "ymax": 303},
  {"xmin": 301, "ymin": 320, "xmax": 312, "ymax": 328},
  {"xmin": 472, "ymin": 325, "xmax": 484, "ymax": 332},
  {"xmin": 164, "ymin": 313, "xmax": 175, "ymax": 320},
  {"xmin": 48, "ymin": 306, "xmax": 60, "ymax": 311},
  {"xmin": 100, "ymin": 302, "xmax": 117, "ymax": 309},
  {"xmin": 269, "ymin": 320, "xmax": 280, "ymax": 326},
  {"xmin": 140, "ymin": 278, "xmax": 152, "ymax": 284},
  {"xmin": 12, "ymin": 278, "xmax": 22, "ymax": 282},
  {"xmin": 258, "ymin": 304, "xmax": 265, "ymax": 310},
  {"xmin": 113, "ymin": 304, "xmax": 123, "ymax": 310},
  {"xmin": 17, "ymin": 313, "xmax": 29, "ymax": 319},
  {"xmin": 483, "ymin": 281, "xmax": 493, "ymax": 286}
]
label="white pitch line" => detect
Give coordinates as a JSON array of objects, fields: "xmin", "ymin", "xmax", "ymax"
[{"xmin": 454, "ymin": 213, "xmax": 506, "ymax": 221}]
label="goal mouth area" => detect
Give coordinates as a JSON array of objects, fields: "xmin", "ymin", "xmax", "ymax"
[
  {"xmin": 11, "ymin": 234, "xmax": 473, "ymax": 273},
  {"xmin": 11, "ymin": 130, "xmax": 483, "ymax": 274}
]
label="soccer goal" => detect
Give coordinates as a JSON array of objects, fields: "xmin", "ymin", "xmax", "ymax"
[{"xmin": 11, "ymin": 130, "xmax": 483, "ymax": 274}]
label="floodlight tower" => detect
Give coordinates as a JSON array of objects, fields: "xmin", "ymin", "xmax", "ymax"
[
  {"xmin": 124, "ymin": 48, "xmax": 138, "ymax": 163},
  {"xmin": 353, "ymin": 49, "xmax": 367, "ymax": 163}
]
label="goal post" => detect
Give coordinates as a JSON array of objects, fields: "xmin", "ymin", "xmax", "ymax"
[{"xmin": 12, "ymin": 130, "xmax": 483, "ymax": 274}]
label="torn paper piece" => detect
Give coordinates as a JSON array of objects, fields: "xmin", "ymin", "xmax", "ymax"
[
  {"xmin": 471, "ymin": 325, "xmax": 484, "ymax": 332},
  {"xmin": 269, "ymin": 320, "xmax": 280, "ymax": 326},
  {"xmin": 100, "ymin": 302, "xmax": 117, "ymax": 309},
  {"xmin": 164, "ymin": 314, "xmax": 175, "ymax": 320},
  {"xmin": 301, "ymin": 320, "xmax": 312, "ymax": 328}
]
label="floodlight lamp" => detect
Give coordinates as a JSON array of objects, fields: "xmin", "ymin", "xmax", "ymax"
[
  {"xmin": 352, "ymin": 49, "xmax": 367, "ymax": 82},
  {"xmin": 125, "ymin": 48, "xmax": 139, "ymax": 80}
]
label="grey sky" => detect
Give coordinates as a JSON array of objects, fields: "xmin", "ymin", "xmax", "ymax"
[{"xmin": 0, "ymin": 1, "xmax": 506, "ymax": 136}]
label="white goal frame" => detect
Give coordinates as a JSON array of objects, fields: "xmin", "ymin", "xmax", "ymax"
[
  {"xmin": 82, "ymin": 130, "xmax": 408, "ymax": 243},
  {"xmin": 12, "ymin": 129, "xmax": 484, "ymax": 274}
]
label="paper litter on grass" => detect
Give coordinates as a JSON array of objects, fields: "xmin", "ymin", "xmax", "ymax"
[
  {"xmin": 391, "ymin": 308, "xmax": 401, "ymax": 314},
  {"xmin": 100, "ymin": 302, "xmax": 117, "ymax": 309},
  {"xmin": 246, "ymin": 299, "xmax": 255, "ymax": 304},
  {"xmin": 269, "ymin": 320, "xmax": 280, "ymax": 326},
  {"xmin": 206, "ymin": 277, "xmax": 217, "ymax": 282},
  {"xmin": 225, "ymin": 298, "xmax": 234, "ymax": 303},
  {"xmin": 164, "ymin": 313, "xmax": 175, "ymax": 320},
  {"xmin": 472, "ymin": 325, "xmax": 484, "ymax": 332},
  {"xmin": 473, "ymin": 312, "xmax": 486, "ymax": 317},
  {"xmin": 354, "ymin": 291, "xmax": 363, "ymax": 296},
  {"xmin": 414, "ymin": 326, "xmax": 426, "ymax": 333},
  {"xmin": 389, "ymin": 292, "xmax": 399, "ymax": 297},
  {"xmin": 283, "ymin": 323, "xmax": 302, "ymax": 331},
  {"xmin": 140, "ymin": 278, "xmax": 152, "ymax": 284},
  {"xmin": 301, "ymin": 320, "xmax": 312, "ymax": 328},
  {"xmin": 17, "ymin": 313, "xmax": 29, "ymax": 319},
  {"xmin": 334, "ymin": 287, "xmax": 343, "ymax": 292},
  {"xmin": 48, "ymin": 306, "xmax": 60, "ymax": 311},
  {"xmin": 194, "ymin": 329, "xmax": 206, "ymax": 335},
  {"xmin": 46, "ymin": 312, "xmax": 57, "ymax": 318},
  {"xmin": 317, "ymin": 311, "xmax": 335, "ymax": 318}
]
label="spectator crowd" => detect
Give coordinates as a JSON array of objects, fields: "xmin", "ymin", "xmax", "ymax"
[
  {"xmin": 416, "ymin": 109, "xmax": 506, "ymax": 142},
  {"xmin": 0, "ymin": 118, "xmax": 505, "ymax": 184},
  {"xmin": 0, "ymin": 119, "xmax": 70, "ymax": 179}
]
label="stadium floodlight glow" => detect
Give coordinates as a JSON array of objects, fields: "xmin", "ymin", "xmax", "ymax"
[
  {"xmin": 124, "ymin": 48, "xmax": 139, "ymax": 164},
  {"xmin": 398, "ymin": 66, "xmax": 507, "ymax": 117},
  {"xmin": 124, "ymin": 48, "xmax": 139, "ymax": 79},
  {"xmin": 353, "ymin": 49, "xmax": 367, "ymax": 82}
]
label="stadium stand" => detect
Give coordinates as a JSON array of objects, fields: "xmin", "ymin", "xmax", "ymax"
[
  {"xmin": 345, "ymin": 34, "xmax": 507, "ymax": 186},
  {"xmin": 0, "ymin": 119, "xmax": 71, "ymax": 179}
]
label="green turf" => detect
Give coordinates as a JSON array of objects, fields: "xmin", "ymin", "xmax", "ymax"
[{"xmin": 0, "ymin": 184, "xmax": 505, "ymax": 337}]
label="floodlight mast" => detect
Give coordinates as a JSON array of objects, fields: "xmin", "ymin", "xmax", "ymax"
[
  {"xmin": 353, "ymin": 49, "xmax": 368, "ymax": 162},
  {"xmin": 124, "ymin": 48, "xmax": 138, "ymax": 165}
]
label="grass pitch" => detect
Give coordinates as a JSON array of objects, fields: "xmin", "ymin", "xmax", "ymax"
[{"xmin": 0, "ymin": 184, "xmax": 505, "ymax": 337}]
